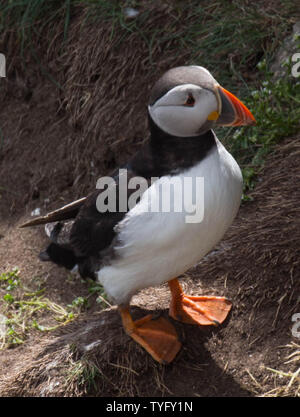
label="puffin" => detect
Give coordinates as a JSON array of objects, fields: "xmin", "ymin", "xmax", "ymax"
[{"xmin": 21, "ymin": 66, "xmax": 255, "ymax": 364}]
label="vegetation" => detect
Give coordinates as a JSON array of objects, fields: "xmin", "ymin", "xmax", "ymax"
[
  {"xmin": 222, "ymin": 58, "xmax": 300, "ymax": 195},
  {"xmin": 0, "ymin": 268, "xmax": 108, "ymax": 349}
]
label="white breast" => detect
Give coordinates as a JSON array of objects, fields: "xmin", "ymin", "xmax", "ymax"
[{"xmin": 97, "ymin": 138, "xmax": 243, "ymax": 305}]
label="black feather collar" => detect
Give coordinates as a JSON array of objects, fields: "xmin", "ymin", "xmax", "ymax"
[{"xmin": 129, "ymin": 117, "xmax": 216, "ymax": 178}]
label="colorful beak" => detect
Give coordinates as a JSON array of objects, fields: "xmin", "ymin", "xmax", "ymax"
[{"xmin": 216, "ymin": 86, "xmax": 256, "ymax": 127}]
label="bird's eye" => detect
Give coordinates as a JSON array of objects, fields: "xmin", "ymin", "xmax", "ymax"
[{"xmin": 184, "ymin": 95, "xmax": 195, "ymax": 107}]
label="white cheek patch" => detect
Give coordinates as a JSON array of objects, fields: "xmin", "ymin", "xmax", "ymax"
[
  {"xmin": 150, "ymin": 106, "xmax": 200, "ymax": 137},
  {"xmin": 148, "ymin": 86, "xmax": 218, "ymax": 137}
]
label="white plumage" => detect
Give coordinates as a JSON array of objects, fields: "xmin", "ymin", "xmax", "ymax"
[{"xmin": 97, "ymin": 135, "xmax": 242, "ymax": 304}]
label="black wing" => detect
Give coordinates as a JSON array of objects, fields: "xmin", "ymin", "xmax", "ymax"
[
  {"xmin": 38, "ymin": 166, "xmax": 151, "ymax": 276},
  {"xmin": 69, "ymin": 165, "xmax": 152, "ymax": 257},
  {"xmin": 22, "ymin": 143, "xmax": 156, "ymax": 278}
]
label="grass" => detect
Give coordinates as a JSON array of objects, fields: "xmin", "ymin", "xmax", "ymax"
[
  {"xmin": 69, "ymin": 0, "xmax": 297, "ymax": 90},
  {"xmin": 221, "ymin": 57, "xmax": 300, "ymax": 196},
  {"xmin": 0, "ymin": 268, "xmax": 107, "ymax": 349},
  {"xmin": 0, "ymin": 268, "xmax": 72, "ymax": 348},
  {"xmin": 1, "ymin": 0, "xmax": 296, "ymax": 80},
  {"xmin": 262, "ymin": 343, "xmax": 300, "ymax": 396},
  {"xmin": 0, "ymin": 266, "xmax": 110, "ymax": 391},
  {"xmin": 65, "ymin": 356, "xmax": 103, "ymax": 394},
  {"xmin": 0, "ymin": 0, "xmax": 71, "ymax": 49}
]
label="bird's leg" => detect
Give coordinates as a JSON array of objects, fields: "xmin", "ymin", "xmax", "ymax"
[
  {"xmin": 168, "ymin": 278, "xmax": 232, "ymax": 326},
  {"xmin": 118, "ymin": 305, "xmax": 181, "ymax": 364}
]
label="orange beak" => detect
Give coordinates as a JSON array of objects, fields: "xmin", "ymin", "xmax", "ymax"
[{"xmin": 216, "ymin": 86, "xmax": 256, "ymax": 127}]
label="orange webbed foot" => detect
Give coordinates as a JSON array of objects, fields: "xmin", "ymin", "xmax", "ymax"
[
  {"xmin": 119, "ymin": 307, "xmax": 181, "ymax": 364},
  {"xmin": 168, "ymin": 279, "xmax": 232, "ymax": 326}
]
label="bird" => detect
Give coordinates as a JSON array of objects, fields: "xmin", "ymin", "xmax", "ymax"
[{"xmin": 21, "ymin": 66, "xmax": 255, "ymax": 364}]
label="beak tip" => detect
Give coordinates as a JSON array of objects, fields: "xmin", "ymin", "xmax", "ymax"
[
  {"xmin": 218, "ymin": 86, "xmax": 256, "ymax": 128},
  {"xmin": 249, "ymin": 117, "xmax": 256, "ymax": 126}
]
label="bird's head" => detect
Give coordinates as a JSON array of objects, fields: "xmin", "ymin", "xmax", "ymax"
[{"xmin": 148, "ymin": 66, "xmax": 256, "ymax": 137}]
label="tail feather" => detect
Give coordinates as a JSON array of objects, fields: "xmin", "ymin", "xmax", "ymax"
[{"xmin": 39, "ymin": 243, "xmax": 78, "ymax": 270}]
